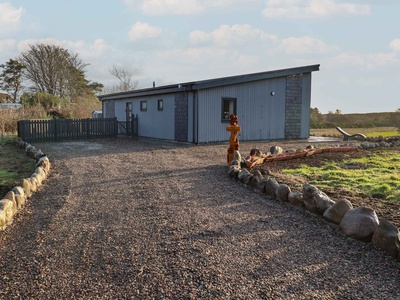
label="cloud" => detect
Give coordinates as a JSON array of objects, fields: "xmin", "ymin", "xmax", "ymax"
[
  {"xmin": 16, "ymin": 38, "xmax": 112, "ymax": 63},
  {"xmin": 189, "ymin": 25, "xmax": 337, "ymax": 61},
  {"xmin": 0, "ymin": 38, "xmax": 16, "ymax": 51},
  {"xmin": 390, "ymin": 39, "xmax": 400, "ymax": 52},
  {"xmin": 324, "ymin": 52, "xmax": 398, "ymax": 70},
  {"xmin": 123, "ymin": 0, "xmax": 258, "ymax": 15},
  {"xmin": 77, "ymin": 39, "xmax": 111, "ymax": 61},
  {"xmin": 123, "ymin": 0, "xmax": 203, "ymax": 15},
  {"xmin": 0, "ymin": 2, "xmax": 24, "ymax": 35},
  {"xmin": 0, "ymin": 2, "xmax": 23, "ymax": 23},
  {"xmin": 128, "ymin": 22, "xmax": 162, "ymax": 41},
  {"xmin": 190, "ymin": 24, "xmax": 277, "ymax": 47},
  {"xmin": 92, "ymin": 39, "xmax": 110, "ymax": 52},
  {"xmin": 279, "ymin": 36, "xmax": 336, "ymax": 54},
  {"xmin": 17, "ymin": 38, "xmax": 84, "ymax": 54},
  {"xmin": 142, "ymin": 47, "xmax": 260, "ymax": 83},
  {"xmin": 262, "ymin": 0, "xmax": 370, "ymax": 19},
  {"xmin": 187, "ymin": 24, "xmax": 399, "ymax": 74},
  {"xmin": 0, "ymin": 39, "xmax": 17, "ymax": 63}
]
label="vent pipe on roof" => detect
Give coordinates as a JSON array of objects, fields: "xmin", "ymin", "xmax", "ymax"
[{"xmin": 153, "ymin": 81, "xmax": 155, "ymax": 88}]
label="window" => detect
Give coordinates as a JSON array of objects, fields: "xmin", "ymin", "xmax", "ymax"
[
  {"xmin": 158, "ymin": 99, "xmax": 163, "ymax": 111},
  {"xmin": 221, "ymin": 97, "xmax": 236, "ymax": 122},
  {"xmin": 140, "ymin": 101, "xmax": 147, "ymax": 111}
]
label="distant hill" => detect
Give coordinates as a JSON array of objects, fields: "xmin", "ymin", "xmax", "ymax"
[{"xmin": 312, "ymin": 112, "xmax": 397, "ymax": 128}]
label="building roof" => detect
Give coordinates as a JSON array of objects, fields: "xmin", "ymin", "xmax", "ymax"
[{"xmin": 98, "ymin": 64, "xmax": 320, "ymax": 101}]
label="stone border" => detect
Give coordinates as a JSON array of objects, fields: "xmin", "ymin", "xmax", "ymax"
[
  {"xmin": 0, "ymin": 138, "xmax": 51, "ymax": 231},
  {"xmin": 228, "ymin": 142, "xmax": 400, "ymax": 262}
]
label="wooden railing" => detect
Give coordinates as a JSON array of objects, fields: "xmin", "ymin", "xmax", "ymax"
[{"xmin": 17, "ymin": 117, "xmax": 119, "ymax": 143}]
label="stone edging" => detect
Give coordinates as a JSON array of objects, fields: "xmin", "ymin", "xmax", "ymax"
[
  {"xmin": 228, "ymin": 142, "xmax": 400, "ymax": 262},
  {"xmin": 0, "ymin": 138, "xmax": 51, "ymax": 231}
]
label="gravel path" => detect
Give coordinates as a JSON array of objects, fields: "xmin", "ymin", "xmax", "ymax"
[{"xmin": 1, "ymin": 138, "xmax": 399, "ymax": 299}]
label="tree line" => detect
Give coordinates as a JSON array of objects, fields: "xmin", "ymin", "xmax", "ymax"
[{"xmin": 0, "ymin": 43, "xmax": 137, "ymax": 119}]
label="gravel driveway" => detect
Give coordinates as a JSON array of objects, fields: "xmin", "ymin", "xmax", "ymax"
[{"xmin": 1, "ymin": 137, "xmax": 399, "ymax": 299}]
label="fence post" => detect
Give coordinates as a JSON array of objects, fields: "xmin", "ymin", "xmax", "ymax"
[
  {"xmin": 86, "ymin": 118, "xmax": 90, "ymax": 139},
  {"xmin": 135, "ymin": 114, "xmax": 138, "ymax": 136},
  {"xmin": 54, "ymin": 119, "xmax": 58, "ymax": 142},
  {"xmin": 131, "ymin": 114, "xmax": 135, "ymax": 137},
  {"xmin": 17, "ymin": 120, "xmax": 27, "ymax": 141},
  {"xmin": 17, "ymin": 120, "xmax": 22, "ymax": 138},
  {"xmin": 114, "ymin": 117, "xmax": 118, "ymax": 136}
]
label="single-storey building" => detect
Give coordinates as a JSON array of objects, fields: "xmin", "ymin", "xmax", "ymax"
[
  {"xmin": 0, "ymin": 103, "xmax": 22, "ymax": 109},
  {"xmin": 98, "ymin": 64, "xmax": 320, "ymax": 143},
  {"xmin": 92, "ymin": 110, "xmax": 103, "ymax": 119}
]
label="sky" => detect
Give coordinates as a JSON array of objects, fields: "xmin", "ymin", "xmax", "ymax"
[{"xmin": 0, "ymin": 0, "xmax": 399, "ymax": 114}]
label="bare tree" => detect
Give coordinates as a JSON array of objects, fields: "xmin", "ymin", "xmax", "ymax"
[
  {"xmin": 100, "ymin": 85, "xmax": 126, "ymax": 95},
  {"xmin": 19, "ymin": 44, "xmax": 101, "ymax": 101},
  {"xmin": 107, "ymin": 66, "xmax": 139, "ymax": 93}
]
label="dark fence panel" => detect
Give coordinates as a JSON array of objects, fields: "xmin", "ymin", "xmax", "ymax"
[{"xmin": 18, "ymin": 117, "xmax": 119, "ymax": 143}]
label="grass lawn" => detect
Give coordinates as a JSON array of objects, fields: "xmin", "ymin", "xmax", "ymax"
[
  {"xmin": 0, "ymin": 138, "xmax": 36, "ymax": 197},
  {"xmin": 283, "ymin": 149, "xmax": 400, "ymax": 201}
]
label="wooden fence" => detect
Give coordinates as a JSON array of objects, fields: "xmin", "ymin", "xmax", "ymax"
[{"xmin": 18, "ymin": 117, "xmax": 119, "ymax": 143}]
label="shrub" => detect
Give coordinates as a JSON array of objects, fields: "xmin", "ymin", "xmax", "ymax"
[{"xmin": 0, "ymin": 105, "xmax": 50, "ymax": 134}]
